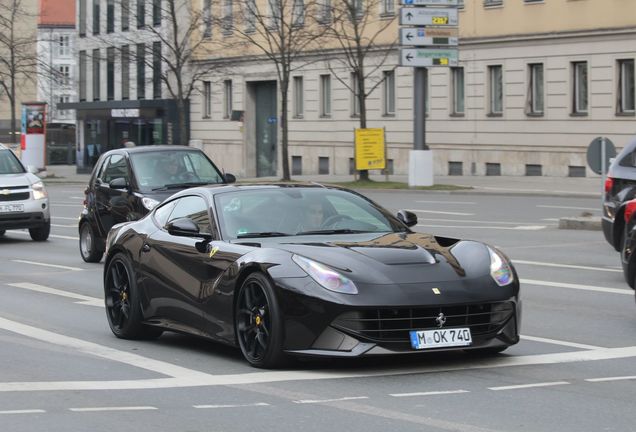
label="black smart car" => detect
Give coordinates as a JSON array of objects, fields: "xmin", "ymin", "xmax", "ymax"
[
  {"xmin": 603, "ymin": 137, "xmax": 636, "ymax": 251},
  {"xmin": 79, "ymin": 145, "xmax": 233, "ymax": 262}
]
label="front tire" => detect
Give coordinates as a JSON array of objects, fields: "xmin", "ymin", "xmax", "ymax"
[
  {"xmin": 235, "ymin": 273, "xmax": 287, "ymax": 368},
  {"xmin": 29, "ymin": 220, "xmax": 50, "ymax": 241},
  {"xmin": 79, "ymin": 222, "xmax": 104, "ymax": 263},
  {"xmin": 104, "ymin": 252, "xmax": 162, "ymax": 339}
]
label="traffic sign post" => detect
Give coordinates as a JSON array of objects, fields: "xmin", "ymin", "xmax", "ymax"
[
  {"xmin": 400, "ymin": 48, "xmax": 458, "ymax": 67},
  {"xmin": 587, "ymin": 137, "xmax": 617, "ymax": 207},
  {"xmin": 399, "ymin": 7, "xmax": 458, "ymax": 26},
  {"xmin": 400, "ymin": 27, "xmax": 458, "ymax": 46}
]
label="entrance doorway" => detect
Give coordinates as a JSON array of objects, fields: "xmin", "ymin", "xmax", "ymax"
[{"xmin": 254, "ymin": 81, "xmax": 277, "ymax": 177}]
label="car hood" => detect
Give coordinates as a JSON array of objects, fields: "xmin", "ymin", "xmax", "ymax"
[
  {"xmin": 0, "ymin": 172, "xmax": 40, "ymax": 186},
  {"xmin": 256, "ymin": 232, "xmax": 492, "ymax": 284}
]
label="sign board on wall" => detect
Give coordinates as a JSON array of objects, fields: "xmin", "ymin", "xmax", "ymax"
[{"xmin": 355, "ymin": 128, "xmax": 386, "ymax": 170}]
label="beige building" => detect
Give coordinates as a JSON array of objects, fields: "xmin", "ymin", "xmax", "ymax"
[{"xmin": 191, "ymin": 0, "xmax": 636, "ymax": 178}]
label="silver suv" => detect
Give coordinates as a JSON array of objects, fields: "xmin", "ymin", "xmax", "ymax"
[{"xmin": 0, "ymin": 144, "xmax": 50, "ymax": 241}]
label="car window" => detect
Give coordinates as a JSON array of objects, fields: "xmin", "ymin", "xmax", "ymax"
[
  {"xmin": 167, "ymin": 196, "xmax": 211, "ymax": 235},
  {"xmin": 0, "ymin": 149, "xmax": 25, "ymax": 174},
  {"xmin": 153, "ymin": 200, "xmax": 177, "ymax": 227},
  {"xmin": 324, "ymin": 195, "xmax": 393, "ymax": 231},
  {"xmin": 100, "ymin": 154, "xmax": 129, "ymax": 184}
]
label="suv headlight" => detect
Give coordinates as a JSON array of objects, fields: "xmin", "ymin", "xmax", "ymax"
[
  {"xmin": 292, "ymin": 255, "xmax": 358, "ymax": 295},
  {"xmin": 32, "ymin": 181, "xmax": 48, "ymax": 200},
  {"xmin": 488, "ymin": 246, "xmax": 514, "ymax": 286}
]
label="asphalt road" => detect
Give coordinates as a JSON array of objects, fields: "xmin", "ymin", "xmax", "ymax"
[{"xmin": 0, "ymin": 185, "xmax": 634, "ymax": 432}]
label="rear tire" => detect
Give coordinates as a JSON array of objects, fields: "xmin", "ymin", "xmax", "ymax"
[
  {"xmin": 29, "ymin": 220, "xmax": 50, "ymax": 241},
  {"xmin": 79, "ymin": 222, "xmax": 104, "ymax": 263}
]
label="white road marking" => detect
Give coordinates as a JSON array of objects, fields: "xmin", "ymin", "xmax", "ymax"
[
  {"xmin": 415, "ymin": 200, "xmax": 476, "ymax": 205},
  {"xmin": 520, "ymin": 279, "xmax": 632, "ymax": 295},
  {"xmin": 417, "ymin": 225, "xmax": 546, "ymax": 231},
  {"xmin": 513, "ymin": 260, "xmax": 622, "ymax": 273},
  {"xmin": 194, "ymin": 403, "xmax": 270, "ymax": 409},
  {"xmin": 488, "ymin": 381, "xmax": 570, "ymax": 391},
  {"xmin": 537, "ymin": 205, "xmax": 599, "ymax": 211},
  {"xmin": 51, "ymin": 224, "xmax": 77, "ymax": 228},
  {"xmin": 7, "ymin": 283, "xmax": 103, "ymax": 307},
  {"xmin": 52, "ymin": 216, "xmax": 79, "ymax": 221},
  {"xmin": 6, "ymin": 230, "xmax": 78, "ymax": 240},
  {"xmin": 390, "ymin": 390, "xmax": 469, "ymax": 398},
  {"xmin": 406, "ymin": 209, "xmax": 474, "ymax": 216},
  {"xmin": 293, "ymin": 396, "xmax": 369, "ymax": 404},
  {"xmin": 50, "ymin": 204, "xmax": 83, "ymax": 207},
  {"xmin": 520, "ymin": 335, "xmax": 603, "ymax": 350},
  {"xmin": 69, "ymin": 196, "xmax": 85, "ymax": 200},
  {"xmin": 414, "ymin": 218, "xmax": 549, "ymax": 226},
  {"xmin": 0, "ymin": 409, "xmax": 46, "ymax": 415},
  {"xmin": 541, "ymin": 218, "xmax": 560, "ymax": 222},
  {"xmin": 10, "ymin": 260, "xmax": 83, "ymax": 272},
  {"xmin": 69, "ymin": 406, "xmax": 157, "ymax": 412},
  {"xmin": 585, "ymin": 376, "xmax": 636, "ymax": 383}
]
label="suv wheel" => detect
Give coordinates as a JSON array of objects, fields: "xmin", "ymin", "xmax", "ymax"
[
  {"xmin": 79, "ymin": 222, "xmax": 104, "ymax": 262},
  {"xmin": 29, "ymin": 221, "xmax": 50, "ymax": 241}
]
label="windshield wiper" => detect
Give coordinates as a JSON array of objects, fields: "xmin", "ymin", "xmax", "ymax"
[
  {"xmin": 295, "ymin": 229, "xmax": 373, "ymax": 235},
  {"xmin": 151, "ymin": 182, "xmax": 210, "ymax": 191},
  {"xmin": 236, "ymin": 231, "xmax": 291, "ymax": 238}
]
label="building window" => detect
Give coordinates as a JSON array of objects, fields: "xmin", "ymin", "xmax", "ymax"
[
  {"xmin": 451, "ymin": 66, "xmax": 464, "ymax": 115},
  {"xmin": 383, "ymin": 70, "xmax": 395, "ymax": 115},
  {"xmin": 137, "ymin": 44, "xmax": 146, "ymax": 100},
  {"xmin": 223, "ymin": 0, "xmax": 233, "ymax": 34},
  {"xmin": 137, "ymin": 0, "xmax": 146, "ymax": 28},
  {"xmin": 57, "ymin": 65, "xmax": 71, "ymax": 86},
  {"xmin": 293, "ymin": 76, "xmax": 303, "ymax": 118},
  {"xmin": 92, "ymin": 49, "xmax": 101, "ymax": 101},
  {"xmin": 122, "ymin": 0, "xmax": 130, "ymax": 31},
  {"xmin": 618, "ymin": 59, "xmax": 635, "ymax": 115},
  {"xmin": 203, "ymin": 0, "xmax": 212, "ymax": 37},
  {"xmin": 107, "ymin": 48, "xmax": 115, "ymax": 100},
  {"xmin": 572, "ymin": 61, "xmax": 588, "ymax": 115},
  {"xmin": 320, "ymin": 74, "xmax": 331, "ymax": 117},
  {"xmin": 293, "ymin": 0, "xmax": 304, "ymax": 26},
  {"xmin": 58, "ymin": 35, "xmax": 70, "ymax": 57},
  {"xmin": 202, "ymin": 81, "xmax": 211, "ymax": 118},
  {"xmin": 58, "ymin": 95, "xmax": 70, "ymax": 118},
  {"xmin": 152, "ymin": 42, "xmax": 161, "ymax": 99},
  {"xmin": 351, "ymin": 73, "xmax": 360, "ymax": 117},
  {"xmin": 223, "ymin": 80, "xmax": 232, "ymax": 119},
  {"xmin": 153, "ymin": 0, "xmax": 161, "ymax": 26},
  {"xmin": 381, "ymin": 0, "xmax": 394, "ymax": 15},
  {"xmin": 488, "ymin": 65, "xmax": 503, "ymax": 115},
  {"xmin": 79, "ymin": 51, "xmax": 87, "ymax": 101},
  {"xmin": 92, "ymin": 0, "xmax": 100, "ymax": 35},
  {"xmin": 527, "ymin": 63, "xmax": 544, "ymax": 115},
  {"xmin": 269, "ymin": 0, "xmax": 281, "ymax": 29},
  {"xmin": 122, "ymin": 45, "xmax": 130, "ymax": 100},
  {"xmin": 79, "ymin": 0, "xmax": 86, "ymax": 36},
  {"xmin": 107, "ymin": 0, "xmax": 115, "ymax": 32},
  {"xmin": 484, "ymin": 0, "xmax": 503, "ymax": 6},
  {"xmin": 319, "ymin": 0, "xmax": 331, "ymax": 23},
  {"xmin": 458, "ymin": 0, "xmax": 464, "ymax": 8},
  {"xmin": 245, "ymin": 0, "xmax": 256, "ymax": 32}
]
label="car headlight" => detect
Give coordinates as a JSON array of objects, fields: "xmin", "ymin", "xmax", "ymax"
[
  {"xmin": 488, "ymin": 246, "xmax": 514, "ymax": 286},
  {"xmin": 142, "ymin": 197, "xmax": 160, "ymax": 211},
  {"xmin": 292, "ymin": 254, "xmax": 358, "ymax": 295},
  {"xmin": 32, "ymin": 181, "xmax": 48, "ymax": 200}
]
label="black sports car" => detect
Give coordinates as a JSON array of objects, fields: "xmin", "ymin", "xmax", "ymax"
[{"xmin": 104, "ymin": 184, "xmax": 520, "ymax": 368}]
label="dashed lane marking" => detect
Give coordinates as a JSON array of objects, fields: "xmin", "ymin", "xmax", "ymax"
[
  {"xmin": 69, "ymin": 406, "xmax": 157, "ymax": 412},
  {"xmin": 293, "ymin": 396, "xmax": 369, "ymax": 404},
  {"xmin": 406, "ymin": 209, "xmax": 474, "ymax": 216},
  {"xmin": 390, "ymin": 390, "xmax": 469, "ymax": 398},
  {"xmin": 513, "ymin": 260, "xmax": 621, "ymax": 273},
  {"xmin": 0, "ymin": 410, "xmax": 46, "ymax": 415},
  {"xmin": 193, "ymin": 403, "xmax": 270, "ymax": 409},
  {"xmin": 417, "ymin": 225, "xmax": 546, "ymax": 231},
  {"xmin": 488, "ymin": 381, "xmax": 570, "ymax": 391},
  {"xmin": 6, "ymin": 283, "xmax": 103, "ymax": 307},
  {"xmin": 415, "ymin": 200, "xmax": 476, "ymax": 205},
  {"xmin": 537, "ymin": 205, "xmax": 599, "ymax": 211},
  {"xmin": 10, "ymin": 260, "xmax": 83, "ymax": 272},
  {"xmin": 520, "ymin": 335, "xmax": 603, "ymax": 350},
  {"xmin": 521, "ymin": 279, "xmax": 632, "ymax": 295},
  {"xmin": 585, "ymin": 375, "xmax": 636, "ymax": 383}
]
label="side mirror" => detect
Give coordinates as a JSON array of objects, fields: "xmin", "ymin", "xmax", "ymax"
[
  {"xmin": 27, "ymin": 165, "xmax": 39, "ymax": 174},
  {"xmin": 109, "ymin": 177, "xmax": 128, "ymax": 190},
  {"xmin": 397, "ymin": 210, "xmax": 418, "ymax": 227},
  {"xmin": 166, "ymin": 217, "xmax": 201, "ymax": 237},
  {"xmin": 224, "ymin": 173, "xmax": 236, "ymax": 184}
]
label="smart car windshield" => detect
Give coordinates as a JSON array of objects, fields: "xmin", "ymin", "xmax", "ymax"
[
  {"xmin": 215, "ymin": 188, "xmax": 407, "ymax": 239},
  {"xmin": 0, "ymin": 149, "xmax": 25, "ymax": 174},
  {"xmin": 129, "ymin": 150, "xmax": 225, "ymax": 192}
]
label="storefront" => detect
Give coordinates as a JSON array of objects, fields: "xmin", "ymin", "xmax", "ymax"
[{"xmin": 60, "ymin": 99, "xmax": 187, "ymax": 173}]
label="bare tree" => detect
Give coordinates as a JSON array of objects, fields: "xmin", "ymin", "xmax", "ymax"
[
  {"xmin": 0, "ymin": 0, "xmax": 38, "ymax": 144},
  {"xmin": 227, "ymin": 0, "xmax": 328, "ymax": 181},
  {"xmin": 325, "ymin": 0, "xmax": 397, "ymax": 180}
]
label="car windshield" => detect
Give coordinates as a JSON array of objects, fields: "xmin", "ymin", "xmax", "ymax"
[
  {"xmin": 0, "ymin": 149, "xmax": 25, "ymax": 174},
  {"xmin": 215, "ymin": 188, "xmax": 407, "ymax": 240},
  {"xmin": 129, "ymin": 150, "xmax": 225, "ymax": 192}
]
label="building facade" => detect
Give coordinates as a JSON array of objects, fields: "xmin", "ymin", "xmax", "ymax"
[{"xmin": 190, "ymin": 0, "xmax": 635, "ymax": 178}]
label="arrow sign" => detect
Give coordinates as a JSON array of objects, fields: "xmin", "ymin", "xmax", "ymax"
[
  {"xmin": 401, "ymin": 0, "xmax": 458, "ymax": 5},
  {"xmin": 400, "ymin": 28, "xmax": 459, "ymax": 46},
  {"xmin": 400, "ymin": 48, "xmax": 459, "ymax": 67},
  {"xmin": 399, "ymin": 7, "xmax": 458, "ymax": 26}
]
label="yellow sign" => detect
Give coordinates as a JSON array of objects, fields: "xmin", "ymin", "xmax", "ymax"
[
  {"xmin": 355, "ymin": 128, "xmax": 385, "ymax": 171},
  {"xmin": 432, "ymin": 16, "xmax": 449, "ymax": 25}
]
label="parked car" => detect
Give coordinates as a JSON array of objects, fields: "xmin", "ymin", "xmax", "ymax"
[
  {"xmin": 103, "ymin": 184, "xmax": 520, "ymax": 368},
  {"xmin": 79, "ymin": 145, "xmax": 234, "ymax": 263},
  {"xmin": 619, "ymin": 198, "xmax": 636, "ymax": 290},
  {"xmin": 0, "ymin": 143, "xmax": 50, "ymax": 241},
  {"xmin": 602, "ymin": 137, "xmax": 636, "ymax": 251}
]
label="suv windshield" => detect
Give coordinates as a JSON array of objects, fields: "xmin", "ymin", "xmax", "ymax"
[
  {"xmin": 129, "ymin": 150, "xmax": 225, "ymax": 192},
  {"xmin": 0, "ymin": 149, "xmax": 25, "ymax": 174}
]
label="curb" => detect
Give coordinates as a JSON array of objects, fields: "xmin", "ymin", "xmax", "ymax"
[{"xmin": 558, "ymin": 217, "xmax": 602, "ymax": 231}]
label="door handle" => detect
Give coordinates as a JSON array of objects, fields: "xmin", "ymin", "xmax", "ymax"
[{"xmin": 142, "ymin": 243, "xmax": 151, "ymax": 253}]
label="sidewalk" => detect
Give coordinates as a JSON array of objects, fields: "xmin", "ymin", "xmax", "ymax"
[{"xmin": 41, "ymin": 165, "xmax": 602, "ymax": 198}]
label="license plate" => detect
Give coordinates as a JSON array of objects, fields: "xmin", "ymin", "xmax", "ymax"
[
  {"xmin": 0, "ymin": 203, "xmax": 24, "ymax": 213},
  {"xmin": 410, "ymin": 327, "xmax": 472, "ymax": 350}
]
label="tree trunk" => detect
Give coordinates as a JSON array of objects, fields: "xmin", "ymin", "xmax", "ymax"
[
  {"xmin": 280, "ymin": 77, "xmax": 290, "ymax": 181},
  {"xmin": 358, "ymin": 70, "xmax": 369, "ymax": 181},
  {"xmin": 177, "ymin": 99, "xmax": 188, "ymax": 145}
]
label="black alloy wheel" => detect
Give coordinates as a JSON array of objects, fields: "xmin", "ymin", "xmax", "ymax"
[
  {"xmin": 235, "ymin": 273, "xmax": 286, "ymax": 368},
  {"xmin": 104, "ymin": 253, "xmax": 162, "ymax": 339},
  {"xmin": 79, "ymin": 222, "xmax": 104, "ymax": 263},
  {"xmin": 29, "ymin": 220, "xmax": 50, "ymax": 241}
]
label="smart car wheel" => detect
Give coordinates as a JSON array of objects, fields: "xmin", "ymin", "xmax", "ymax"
[
  {"xmin": 79, "ymin": 222, "xmax": 104, "ymax": 263},
  {"xmin": 235, "ymin": 273, "xmax": 286, "ymax": 368},
  {"xmin": 29, "ymin": 220, "xmax": 50, "ymax": 241},
  {"xmin": 104, "ymin": 253, "xmax": 162, "ymax": 339}
]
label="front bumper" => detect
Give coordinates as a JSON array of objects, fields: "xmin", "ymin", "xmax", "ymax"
[{"xmin": 0, "ymin": 198, "xmax": 50, "ymax": 230}]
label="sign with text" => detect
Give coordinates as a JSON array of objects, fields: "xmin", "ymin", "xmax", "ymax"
[
  {"xmin": 401, "ymin": 0, "xmax": 458, "ymax": 5},
  {"xmin": 400, "ymin": 27, "xmax": 458, "ymax": 46},
  {"xmin": 399, "ymin": 7, "xmax": 458, "ymax": 26},
  {"xmin": 355, "ymin": 128, "xmax": 386, "ymax": 170},
  {"xmin": 111, "ymin": 108, "xmax": 140, "ymax": 118},
  {"xmin": 400, "ymin": 48, "xmax": 458, "ymax": 67}
]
